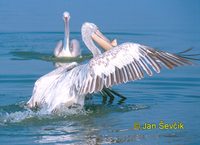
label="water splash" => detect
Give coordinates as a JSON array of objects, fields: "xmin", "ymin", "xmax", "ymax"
[
  {"xmin": 0, "ymin": 103, "xmax": 90, "ymax": 124},
  {"xmin": 0, "ymin": 102, "xmax": 149, "ymax": 125}
]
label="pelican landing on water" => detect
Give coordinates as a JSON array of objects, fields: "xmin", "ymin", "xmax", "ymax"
[
  {"xmin": 28, "ymin": 22, "xmax": 197, "ymax": 112},
  {"xmin": 54, "ymin": 12, "xmax": 81, "ymax": 57}
]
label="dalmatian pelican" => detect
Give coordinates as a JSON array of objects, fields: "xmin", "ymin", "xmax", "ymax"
[
  {"xmin": 54, "ymin": 11, "xmax": 81, "ymax": 57},
  {"xmin": 27, "ymin": 22, "xmax": 193, "ymax": 112}
]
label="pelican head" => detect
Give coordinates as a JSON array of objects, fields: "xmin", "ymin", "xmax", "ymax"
[
  {"xmin": 82, "ymin": 22, "xmax": 116, "ymax": 56},
  {"xmin": 63, "ymin": 11, "xmax": 70, "ymax": 21}
]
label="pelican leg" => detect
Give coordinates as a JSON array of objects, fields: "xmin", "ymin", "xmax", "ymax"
[
  {"xmin": 102, "ymin": 88, "xmax": 115, "ymax": 105},
  {"xmin": 106, "ymin": 88, "xmax": 126, "ymax": 99},
  {"xmin": 99, "ymin": 91, "xmax": 108, "ymax": 105},
  {"xmin": 105, "ymin": 88, "xmax": 126, "ymax": 105}
]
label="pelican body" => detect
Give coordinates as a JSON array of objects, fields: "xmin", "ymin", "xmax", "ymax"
[
  {"xmin": 54, "ymin": 12, "xmax": 81, "ymax": 57},
  {"xmin": 28, "ymin": 22, "xmax": 192, "ymax": 112}
]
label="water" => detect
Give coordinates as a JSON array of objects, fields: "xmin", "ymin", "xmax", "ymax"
[
  {"xmin": 0, "ymin": 31, "xmax": 199, "ymax": 145},
  {"xmin": 0, "ymin": 0, "xmax": 200, "ymax": 144}
]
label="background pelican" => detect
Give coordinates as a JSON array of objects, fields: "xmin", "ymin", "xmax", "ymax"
[
  {"xmin": 27, "ymin": 22, "xmax": 193, "ymax": 112},
  {"xmin": 54, "ymin": 11, "xmax": 81, "ymax": 57}
]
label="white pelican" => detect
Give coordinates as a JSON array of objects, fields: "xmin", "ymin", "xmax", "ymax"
[
  {"xmin": 54, "ymin": 11, "xmax": 81, "ymax": 57},
  {"xmin": 27, "ymin": 22, "xmax": 192, "ymax": 112},
  {"xmin": 54, "ymin": 11, "xmax": 117, "ymax": 58}
]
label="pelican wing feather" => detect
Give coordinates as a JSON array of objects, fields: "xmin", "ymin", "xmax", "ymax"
[
  {"xmin": 76, "ymin": 42, "xmax": 192, "ymax": 95},
  {"xmin": 54, "ymin": 40, "xmax": 63, "ymax": 56},
  {"xmin": 27, "ymin": 62, "xmax": 78, "ymax": 108}
]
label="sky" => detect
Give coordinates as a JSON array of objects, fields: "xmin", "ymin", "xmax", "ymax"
[{"xmin": 0, "ymin": 0, "xmax": 199, "ymax": 32}]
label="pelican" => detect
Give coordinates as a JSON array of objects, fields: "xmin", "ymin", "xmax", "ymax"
[
  {"xmin": 54, "ymin": 11, "xmax": 117, "ymax": 58},
  {"xmin": 54, "ymin": 11, "xmax": 81, "ymax": 57},
  {"xmin": 27, "ymin": 22, "xmax": 193, "ymax": 112}
]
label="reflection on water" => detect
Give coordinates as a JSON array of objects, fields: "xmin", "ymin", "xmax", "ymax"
[{"xmin": 10, "ymin": 51, "xmax": 92, "ymax": 63}]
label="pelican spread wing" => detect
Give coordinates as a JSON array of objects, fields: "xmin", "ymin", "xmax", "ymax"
[{"xmin": 74, "ymin": 43, "xmax": 191, "ymax": 95}]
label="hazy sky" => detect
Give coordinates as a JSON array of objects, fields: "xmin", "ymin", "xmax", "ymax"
[{"xmin": 0, "ymin": 0, "xmax": 199, "ymax": 32}]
